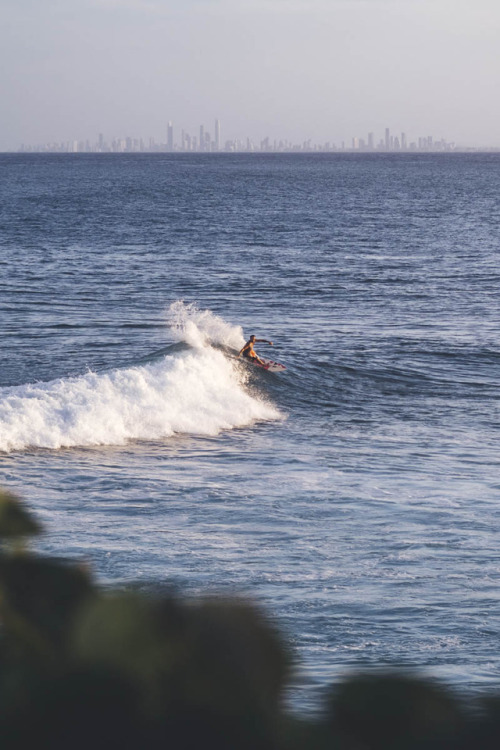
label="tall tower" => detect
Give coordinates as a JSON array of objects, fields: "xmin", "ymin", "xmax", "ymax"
[
  {"xmin": 167, "ymin": 122, "xmax": 173, "ymax": 151},
  {"xmin": 199, "ymin": 125, "xmax": 205, "ymax": 152},
  {"xmin": 385, "ymin": 128, "xmax": 390, "ymax": 150},
  {"xmin": 215, "ymin": 119, "xmax": 221, "ymax": 151}
]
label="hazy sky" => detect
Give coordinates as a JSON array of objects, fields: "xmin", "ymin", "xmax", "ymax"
[{"xmin": 1, "ymin": 0, "xmax": 499, "ymax": 150}]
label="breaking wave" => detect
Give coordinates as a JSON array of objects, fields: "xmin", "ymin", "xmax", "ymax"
[{"xmin": 0, "ymin": 302, "xmax": 280, "ymax": 452}]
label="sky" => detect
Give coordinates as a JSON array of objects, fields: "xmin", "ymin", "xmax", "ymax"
[{"xmin": 1, "ymin": 0, "xmax": 499, "ymax": 150}]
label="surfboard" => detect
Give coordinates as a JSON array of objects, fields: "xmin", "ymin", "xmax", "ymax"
[{"xmin": 244, "ymin": 356, "xmax": 286, "ymax": 373}]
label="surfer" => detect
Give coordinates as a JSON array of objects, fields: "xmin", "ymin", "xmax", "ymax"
[{"xmin": 238, "ymin": 335, "xmax": 273, "ymax": 366}]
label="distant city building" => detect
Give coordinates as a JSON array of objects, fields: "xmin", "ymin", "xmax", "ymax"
[{"xmin": 215, "ymin": 119, "xmax": 221, "ymax": 151}]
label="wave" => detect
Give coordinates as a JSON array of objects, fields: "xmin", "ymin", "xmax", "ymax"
[{"xmin": 0, "ymin": 302, "xmax": 280, "ymax": 452}]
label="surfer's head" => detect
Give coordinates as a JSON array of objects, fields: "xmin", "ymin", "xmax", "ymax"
[{"xmin": 250, "ymin": 335, "xmax": 256, "ymax": 341}]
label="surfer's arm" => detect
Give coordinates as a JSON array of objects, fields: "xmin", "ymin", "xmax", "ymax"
[
  {"xmin": 256, "ymin": 339, "xmax": 273, "ymax": 345},
  {"xmin": 237, "ymin": 344, "xmax": 249, "ymax": 357}
]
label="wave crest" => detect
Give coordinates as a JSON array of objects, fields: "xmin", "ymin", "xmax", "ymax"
[{"xmin": 168, "ymin": 300, "xmax": 245, "ymax": 350}]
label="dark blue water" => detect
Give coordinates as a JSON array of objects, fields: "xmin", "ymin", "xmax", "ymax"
[{"xmin": 1, "ymin": 153, "xmax": 500, "ymax": 709}]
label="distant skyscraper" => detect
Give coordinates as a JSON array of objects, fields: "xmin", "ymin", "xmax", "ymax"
[
  {"xmin": 368, "ymin": 132, "xmax": 374, "ymax": 150},
  {"xmin": 167, "ymin": 121, "xmax": 173, "ymax": 151},
  {"xmin": 199, "ymin": 125, "xmax": 205, "ymax": 152},
  {"xmin": 215, "ymin": 119, "xmax": 221, "ymax": 151},
  {"xmin": 401, "ymin": 132, "xmax": 407, "ymax": 150},
  {"xmin": 385, "ymin": 127, "xmax": 390, "ymax": 150}
]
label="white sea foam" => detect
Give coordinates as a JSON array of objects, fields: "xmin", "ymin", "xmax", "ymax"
[
  {"xmin": 0, "ymin": 304, "xmax": 279, "ymax": 452},
  {"xmin": 167, "ymin": 300, "xmax": 245, "ymax": 350}
]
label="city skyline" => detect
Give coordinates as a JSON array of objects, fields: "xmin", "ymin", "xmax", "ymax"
[
  {"xmin": 16, "ymin": 121, "xmax": 491, "ymax": 155},
  {"xmin": 2, "ymin": 1, "xmax": 500, "ymax": 153}
]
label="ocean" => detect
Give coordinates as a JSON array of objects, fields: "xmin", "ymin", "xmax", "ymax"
[{"xmin": 1, "ymin": 152, "xmax": 499, "ymax": 710}]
